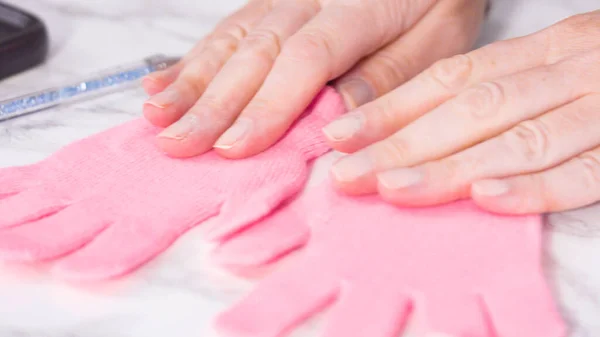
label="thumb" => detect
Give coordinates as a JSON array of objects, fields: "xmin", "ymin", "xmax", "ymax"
[
  {"xmin": 334, "ymin": 0, "xmax": 486, "ymax": 109},
  {"xmin": 210, "ymin": 197, "xmax": 310, "ymax": 270}
]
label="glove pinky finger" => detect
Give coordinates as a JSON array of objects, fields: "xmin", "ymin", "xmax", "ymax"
[
  {"xmin": 211, "ymin": 200, "xmax": 309, "ymax": 270},
  {"xmin": 471, "ymin": 145, "xmax": 600, "ymax": 214}
]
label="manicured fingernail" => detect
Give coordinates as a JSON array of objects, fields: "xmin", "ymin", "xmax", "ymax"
[
  {"xmin": 146, "ymin": 68, "xmax": 171, "ymax": 82},
  {"xmin": 145, "ymin": 88, "xmax": 179, "ymax": 108},
  {"xmin": 337, "ymin": 78, "xmax": 375, "ymax": 109},
  {"xmin": 158, "ymin": 114, "xmax": 197, "ymax": 140},
  {"xmin": 472, "ymin": 180, "xmax": 510, "ymax": 197},
  {"xmin": 331, "ymin": 152, "xmax": 373, "ymax": 182},
  {"xmin": 142, "ymin": 76, "xmax": 158, "ymax": 86},
  {"xmin": 322, "ymin": 111, "xmax": 365, "ymax": 141},
  {"xmin": 214, "ymin": 118, "xmax": 253, "ymax": 149},
  {"xmin": 376, "ymin": 168, "xmax": 422, "ymax": 189}
]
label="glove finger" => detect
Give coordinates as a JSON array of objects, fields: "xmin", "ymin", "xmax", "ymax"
[
  {"xmin": 0, "ymin": 203, "xmax": 109, "ymax": 261},
  {"xmin": 482, "ymin": 274, "xmax": 566, "ymax": 337},
  {"xmin": 0, "ymin": 187, "xmax": 69, "ymax": 229},
  {"xmin": 322, "ymin": 285, "xmax": 411, "ymax": 337},
  {"xmin": 0, "ymin": 164, "xmax": 42, "ymax": 198},
  {"xmin": 206, "ymin": 169, "xmax": 307, "ymax": 242},
  {"xmin": 421, "ymin": 293, "xmax": 490, "ymax": 337},
  {"xmin": 211, "ymin": 198, "xmax": 309, "ymax": 269},
  {"xmin": 214, "ymin": 259, "xmax": 338, "ymax": 337},
  {"xmin": 51, "ymin": 203, "xmax": 222, "ymax": 281}
]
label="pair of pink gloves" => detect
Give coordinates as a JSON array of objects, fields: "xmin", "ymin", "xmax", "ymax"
[{"xmin": 0, "ymin": 87, "xmax": 565, "ymax": 337}]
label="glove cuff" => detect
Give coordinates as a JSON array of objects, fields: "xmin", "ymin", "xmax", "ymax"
[{"xmin": 281, "ymin": 86, "xmax": 347, "ymax": 161}]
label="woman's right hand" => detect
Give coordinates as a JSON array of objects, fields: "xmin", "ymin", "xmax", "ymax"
[
  {"xmin": 325, "ymin": 10, "xmax": 600, "ymax": 215},
  {"xmin": 141, "ymin": 0, "xmax": 487, "ymax": 159}
]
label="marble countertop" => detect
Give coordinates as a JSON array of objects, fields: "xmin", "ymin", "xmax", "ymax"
[{"xmin": 1, "ymin": 0, "xmax": 599, "ymax": 336}]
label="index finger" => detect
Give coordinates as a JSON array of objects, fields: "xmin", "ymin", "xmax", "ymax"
[
  {"xmin": 213, "ymin": 0, "xmax": 437, "ymax": 158},
  {"xmin": 324, "ymin": 26, "xmax": 552, "ymax": 153}
]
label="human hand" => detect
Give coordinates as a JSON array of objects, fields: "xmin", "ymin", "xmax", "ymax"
[
  {"xmin": 326, "ymin": 10, "xmax": 600, "ymax": 214},
  {"xmin": 142, "ymin": 0, "xmax": 487, "ymax": 158}
]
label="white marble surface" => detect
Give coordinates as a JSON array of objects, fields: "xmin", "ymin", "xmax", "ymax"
[{"xmin": 0, "ymin": 0, "xmax": 600, "ymax": 336}]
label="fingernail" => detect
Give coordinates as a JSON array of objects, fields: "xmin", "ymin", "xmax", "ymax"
[
  {"xmin": 146, "ymin": 67, "xmax": 171, "ymax": 82},
  {"xmin": 376, "ymin": 168, "xmax": 422, "ymax": 189},
  {"xmin": 337, "ymin": 78, "xmax": 375, "ymax": 109},
  {"xmin": 214, "ymin": 118, "xmax": 253, "ymax": 149},
  {"xmin": 322, "ymin": 111, "xmax": 365, "ymax": 141},
  {"xmin": 472, "ymin": 180, "xmax": 510, "ymax": 197},
  {"xmin": 145, "ymin": 88, "xmax": 179, "ymax": 108},
  {"xmin": 158, "ymin": 115, "xmax": 197, "ymax": 140},
  {"xmin": 331, "ymin": 152, "xmax": 373, "ymax": 182},
  {"xmin": 141, "ymin": 76, "xmax": 158, "ymax": 86}
]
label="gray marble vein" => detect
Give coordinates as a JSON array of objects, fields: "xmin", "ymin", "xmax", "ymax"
[{"xmin": 1, "ymin": 0, "xmax": 600, "ymax": 336}]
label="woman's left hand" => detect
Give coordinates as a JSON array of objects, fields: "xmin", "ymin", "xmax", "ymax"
[
  {"xmin": 142, "ymin": 0, "xmax": 486, "ymax": 159},
  {"xmin": 326, "ymin": 10, "xmax": 600, "ymax": 214}
]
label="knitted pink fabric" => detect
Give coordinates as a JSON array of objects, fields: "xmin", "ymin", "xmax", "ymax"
[
  {"xmin": 213, "ymin": 183, "xmax": 566, "ymax": 337},
  {"xmin": 0, "ymin": 86, "xmax": 345, "ymax": 280}
]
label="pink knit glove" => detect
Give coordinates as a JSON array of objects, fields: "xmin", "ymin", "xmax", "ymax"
[
  {"xmin": 0, "ymin": 87, "xmax": 345, "ymax": 281},
  {"xmin": 213, "ymin": 183, "xmax": 566, "ymax": 337}
]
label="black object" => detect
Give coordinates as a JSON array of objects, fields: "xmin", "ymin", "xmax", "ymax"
[{"xmin": 0, "ymin": 2, "xmax": 48, "ymax": 81}]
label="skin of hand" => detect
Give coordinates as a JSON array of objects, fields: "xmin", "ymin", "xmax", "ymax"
[
  {"xmin": 141, "ymin": 0, "xmax": 487, "ymax": 159},
  {"xmin": 325, "ymin": 10, "xmax": 600, "ymax": 215}
]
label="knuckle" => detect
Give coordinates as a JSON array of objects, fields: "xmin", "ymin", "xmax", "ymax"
[
  {"xmin": 181, "ymin": 40, "xmax": 208, "ymax": 64},
  {"xmin": 224, "ymin": 22, "xmax": 249, "ymax": 41},
  {"xmin": 446, "ymin": 151, "xmax": 487, "ymax": 180},
  {"xmin": 176, "ymin": 67, "xmax": 209, "ymax": 95},
  {"xmin": 503, "ymin": 120, "xmax": 551, "ymax": 165},
  {"xmin": 437, "ymin": 157, "xmax": 463, "ymax": 182},
  {"xmin": 381, "ymin": 0, "xmax": 408, "ymax": 27},
  {"xmin": 178, "ymin": 59, "xmax": 205, "ymax": 78},
  {"xmin": 368, "ymin": 137, "xmax": 412, "ymax": 170},
  {"xmin": 376, "ymin": 0, "xmax": 423, "ymax": 35},
  {"xmin": 284, "ymin": 30, "xmax": 335, "ymax": 66},
  {"xmin": 335, "ymin": 1, "xmax": 390, "ymax": 44},
  {"xmin": 556, "ymin": 12, "xmax": 600, "ymax": 34},
  {"xmin": 366, "ymin": 52, "xmax": 413, "ymax": 91},
  {"xmin": 455, "ymin": 81, "xmax": 504, "ymax": 119},
  {"xmin": 544, "ymin": 11, "xmax": 600, "ymax": 62},
  {"xmin": 437, "ymin": 155, "xmax": 485, "ymax": 194},
  {"xmin": 579, "ymin": 151, "xmax": 600, "ymax": 187},
  {"xmin": 177, "ymin": 57, "xmax": 222, "ymax": 94},
  {"xmin": 365, "ymin": 96, "xmax": 399, "ymax": 127},
  {"xmin": 426, "ymin": 54, "xmax": 474, "ymax": 92},
  {"xmin": 206, "ymin": 30, "xmax": 242, "ymax": 55},
  {"xmin": 238, "ymin": 29, "xmax": 282, "ymax": 63}
]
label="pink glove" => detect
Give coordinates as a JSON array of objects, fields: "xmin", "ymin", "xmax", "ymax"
[
  {"xmin": 0, "ymin": 87, "xmax": 344, "ymax": 281},
  {"xmin": 213, "ymin": 183, "xmax": 566, "ymax": 337}
]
